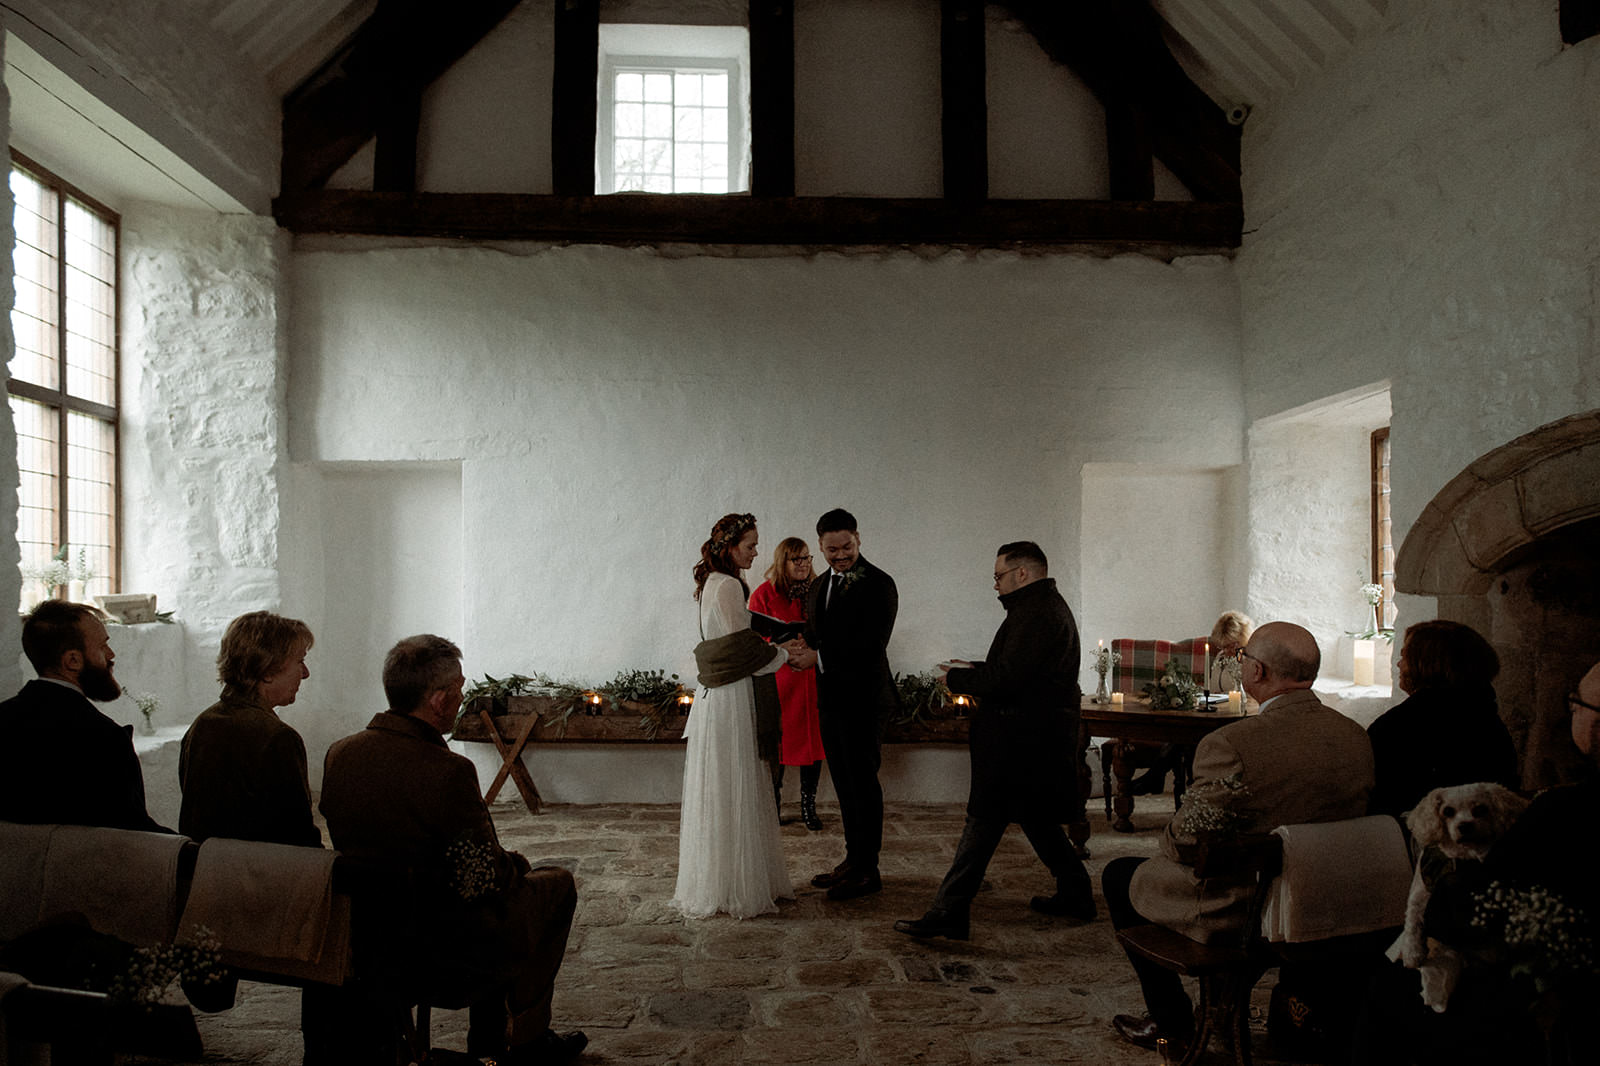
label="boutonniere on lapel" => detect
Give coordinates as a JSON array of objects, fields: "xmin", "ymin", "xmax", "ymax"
[{"xmin": 836, "ymin": 566, "xmax": 866, "ymax": 593}]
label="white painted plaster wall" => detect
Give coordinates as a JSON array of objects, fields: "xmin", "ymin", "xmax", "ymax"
[
  {"xmin": 1237, "ymin": 0, "xmax": 1600, "ymax": 639},
  {"xmin": 284, "ymin": 241, "xmax": 1242, "ymax": 793},
  {"xmin": 2, "ymin": 0, "xmax": 277, "ymax": 213},
  {"xmin": 985, "ymin": 9, "xmax": 1107, "ymax": 200},
  {"xmin": 1246, "ymin": 390, "xmax": 1389, "ymax": 676},
  {"xmin": 794, "ymin": 0, "xmax": 942, "ymax": 197},
  {"xmin": 420, "ymin": 1, "xmax": 554, "ymax": 195},
  {"xmin": 1080, "ymin": 463, "xmax": 1245, "ymax": 649}
]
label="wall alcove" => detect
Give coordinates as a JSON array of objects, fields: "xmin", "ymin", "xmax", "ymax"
[{"xmin": 1395, "ymin": 409, "xmax": 1600, "ymax": 788}]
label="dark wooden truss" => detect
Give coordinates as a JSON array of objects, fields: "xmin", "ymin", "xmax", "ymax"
[{"xmin": 275, "ymin": 0, "xmax": 1243, "ymax": 250}]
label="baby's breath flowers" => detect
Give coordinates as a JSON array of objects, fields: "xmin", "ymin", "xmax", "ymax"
[
  {"xmin": 1177, "ymin": 773, "xmax": 1256, "ymax": 838},
  {"xmin": 105, "ymin": 926, "xmax": 224, "ymax": 1010},
  {"xmin": 1470, "ymin": 881, "xmax": 1595, "ymax": 992},
  {"xmin": 446, "ymin": 836, "xmax": 502, "ymax": 902}
]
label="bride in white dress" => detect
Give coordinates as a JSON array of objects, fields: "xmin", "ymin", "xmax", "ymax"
[{"xmin": 673, "ymin": 513, "xmax": 795, "ymax": 918}]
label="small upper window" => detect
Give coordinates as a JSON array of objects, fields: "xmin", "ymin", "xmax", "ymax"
[{"xmin": 597, "ymin": 25, "xmax": 749, "ymax": 195}]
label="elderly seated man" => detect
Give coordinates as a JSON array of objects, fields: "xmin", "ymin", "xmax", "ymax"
[
  {"xmin": 320, "ymin": 634, "xmax": 586, "ymax": 1066},
  {"xmin": 1103, "ymin": 621, "xmax": 1375, "ymax": 1053}
]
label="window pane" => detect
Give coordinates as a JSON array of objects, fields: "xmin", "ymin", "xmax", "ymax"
[
  {"xmin": 642, "ymin": 174, "xmax": 672, "ymax": 193},
  {"xmin": 615, "ymin": 101, "xmax": 644, "ymax": 138},
  {"xmin": 643, "ymin": 72, "xmax": 672, "ymax": 102},
  {"xmin": 616, "ymin": 72, "xmax": 643, "ymax": 101},
  {"xmin": 64, "ymin": 200, "xmax": 117, "ymax": 405},
  {"xmin": 66, "ymin": 411, "xmax": 116, "ymax": 601},
  {"xmin": 675, "ymin": 108, "xmax": 703, "ymax": 143},
  {"xmin": 11, "ymin": 396, "xmax": 59, "ymax": 608},
  {"xmin": 644, "ymin": 103, "xmax": 673, "ymax": 138},
  {"xmin": 9, "ymin": 169, "xmax": 59, "ymax": 390},
  {"xmin": 704, "ymin": 108, "xmax": 728, "ymax": 145},
  {"xmin": 676, "ymin": 72, "xmax": 701, "ymax": 106},
  {"xmin": 703, "ymin": 72, "xmax": 728, "ymax": 107}
]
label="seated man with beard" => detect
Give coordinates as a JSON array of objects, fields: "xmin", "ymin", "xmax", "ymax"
[{"xmin": 0, "ymin": 600, "xmax": 169, "ymax": 831}]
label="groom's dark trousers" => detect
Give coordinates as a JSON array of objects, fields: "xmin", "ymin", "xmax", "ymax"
[{"xmin": 806, "ymin": 557, "xmax": 898, "ymax": 876}]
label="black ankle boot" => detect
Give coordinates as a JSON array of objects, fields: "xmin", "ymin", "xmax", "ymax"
[{"xmin": 801, "ymin": 790, "xmax": 822, "ymax": 831}]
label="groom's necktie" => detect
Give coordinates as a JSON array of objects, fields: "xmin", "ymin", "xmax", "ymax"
[{"xmin": 826, "ymin": 571, "xmax": 840, "ymax": 610}]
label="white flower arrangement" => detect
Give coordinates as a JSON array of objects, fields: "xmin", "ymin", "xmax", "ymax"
[
  {"xmin": 1177, "ymin": 773, "xmax": 1256, "ymax": 838},
  {"xmin": 445, "ymin": 836, "xmax": 501, "ymax": 902},
  {"xmin": 1470, "ymin": 881, "xmax": 1595, "ymax": 991},
  {"xmin": 1360, "ymin": 582, "xmax": 1384, "ymax": 606},
  {"xmin": 1092, "ymin": 646, "xmax": 1121, "ymax": 676},
  {"xmin": 107, "ymin": 926, "xmax": 224, "ymax": 1010}
]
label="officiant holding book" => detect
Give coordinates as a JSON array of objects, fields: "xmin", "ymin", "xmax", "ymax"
[{"xmin": 749, "ymin": 537, "xmax": 825, "ymax": 830}]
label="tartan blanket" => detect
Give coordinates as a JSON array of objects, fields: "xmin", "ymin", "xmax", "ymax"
[{"xmin": 1111, "ymin": 637, "xmax": 1210, "ymax": 694}]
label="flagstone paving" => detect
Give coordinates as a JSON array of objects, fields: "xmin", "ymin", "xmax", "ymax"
[{"xmin": 160, "ymin": 796, "xmax": 1307, "ymax": 1065}]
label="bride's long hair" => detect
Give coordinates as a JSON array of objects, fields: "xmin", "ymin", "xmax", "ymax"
[{"xmin": 693, "ymin": 512, "xmax": 756, "ymax": 601}]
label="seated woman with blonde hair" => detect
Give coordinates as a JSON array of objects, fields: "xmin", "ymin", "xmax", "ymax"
[{"xmin": 179, "ymin": 610, "xmax": 319, "ymax": 847}]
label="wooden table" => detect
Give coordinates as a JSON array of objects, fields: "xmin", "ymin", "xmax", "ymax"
[{"xmin": 1077, "ymin": 696, "xmax": 1255, "ymax": 835}]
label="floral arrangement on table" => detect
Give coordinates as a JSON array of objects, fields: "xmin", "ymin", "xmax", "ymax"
[
  {"xmin": 1469, "ymin": 881, "xmax": 1595, "ymax": 996},
  {"xmin": 1143, "ymin": 657, "xmax": 1201, "ymax": 709},
  {"xmin": 1348, "ymin": 582, "xmax": 1395, "ymax": 643},
  {"xmin": 1176, "ymin": 773, "xmax": 1257, "ymax": 838},
  {"xmin": 19, "ymin": 545, "xmax": 96, "ymax": 603},
  {"xmin": 1090, "ymin": 645, "xmax": 1121, "ymax": 702},
  {"xmin": 893, "ymin": 670, "xmax": 959, "ymax": 726},
  {"xmin": 104, "ymin": 926, "xmax": 225, "ymax": 1010},
  {"xmin": 457, "ymin": 667, "xmax": 691, "ymax": 740}
]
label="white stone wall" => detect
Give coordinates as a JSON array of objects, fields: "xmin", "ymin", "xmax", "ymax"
[
  {"xmin": 119, "ymin": 203, "xmax": 291, "ymax": 720},
  {"xmin": 1237, "ymin": 0, "xmax": 1600, "ymax": 644},
  {"xmin": 283, "ymin": 242, "xmax": 1244, "ymax": 791},
  {"xmin": 1, "ymin": 27, "xmax": 20, "ymax": 697}
]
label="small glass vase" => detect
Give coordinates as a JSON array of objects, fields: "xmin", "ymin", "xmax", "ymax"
[{"xmin": 1093, "ymin": 670, "xmax": 1109, "ymax": 703}]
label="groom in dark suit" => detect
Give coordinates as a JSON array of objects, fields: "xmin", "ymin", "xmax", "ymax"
[
  {"xmin": 804, "ymin": 508, "xmax": 898, "ymax": 900},
  {"xmin": 0, "ymin": 600, "xmax": 168, "ymax": 831}
]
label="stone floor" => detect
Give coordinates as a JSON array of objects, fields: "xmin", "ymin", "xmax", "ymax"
[{"xmin": 164, "ymin": 795, "xmax": 1311, "ymax": 1066}]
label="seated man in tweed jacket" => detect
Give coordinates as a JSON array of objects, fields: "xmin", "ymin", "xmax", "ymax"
[{"xmin": 1102, "ymin": 621, "xmax": 1375, "ymax": 1053}]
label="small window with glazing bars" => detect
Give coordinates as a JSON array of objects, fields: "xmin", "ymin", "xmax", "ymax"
[{"xmin": 8, "ymin": 152, "xmax": 119, "ymax": 609}]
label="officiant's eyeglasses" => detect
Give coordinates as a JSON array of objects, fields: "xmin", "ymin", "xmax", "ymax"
[{"xmin": 1569, "ymin": 692, "xmax": 1600, "ymax": 716}]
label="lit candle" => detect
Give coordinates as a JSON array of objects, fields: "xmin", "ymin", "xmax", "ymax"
[
  {"xmin": 1227, "ymin": 691, "xmax": 1242, "ymax": 713},
  {"xmin": 1353, "ymin": 639, "xmax": 1376, "ymax": 686},
  {"xmin": 1110, "ymin": 692, "xmax": 1124, "ymax": 706}
]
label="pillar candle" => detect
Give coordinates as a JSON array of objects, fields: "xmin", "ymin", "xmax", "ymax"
[
  {"xmin": 1353, "ymin": 639, "xmax": 1376, "ymax": 686},
  {"xmin": 1227, "ymin": 691, "xmax": 1242, "ymax": 713},
  {"xmin": 1110, "ymin": 692, "xmax": 1124, "ymax": 706}
]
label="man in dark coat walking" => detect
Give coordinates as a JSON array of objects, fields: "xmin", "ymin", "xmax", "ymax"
[{"xmin": 894, "ymin": 540, "xmax": 1091, "ymax": 941}]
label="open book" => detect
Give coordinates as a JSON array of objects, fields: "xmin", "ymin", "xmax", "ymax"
[{"xmin": 749, "ymin": 610, "xmax": 806, "ymax": 644}]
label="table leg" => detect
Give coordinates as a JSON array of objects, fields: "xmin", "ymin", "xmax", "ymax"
[
  {"xmin": 482, "ymin": 709, "xmax": 543, "ymax": 815},
  {"xmin": 1110, "ymin": 740, "xmax": 1137, "ymax": 832}
]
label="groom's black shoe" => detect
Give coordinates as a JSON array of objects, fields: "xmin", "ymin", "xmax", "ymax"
[
  {"xmin": 893, "ymin": 911, "xmax": 969, "ymax": 941},
  {"xmin": 1030, "ymin": 893, "xmax": 1097, "ymax": 923},
  {"xmin": 811, "ymin": 862, "xmax": 852, "ymax": 889},
  {"xmin": 826, "ymin": 870, "xmax": 882, "ymax": 900}
]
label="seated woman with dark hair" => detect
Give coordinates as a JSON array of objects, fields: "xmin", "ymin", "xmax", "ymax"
[{"xmin": 1366, "ymin": 620, "xmax": 1518, "ymax": 820}]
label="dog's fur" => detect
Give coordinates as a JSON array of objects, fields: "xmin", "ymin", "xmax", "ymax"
[{"xmin": 1385, "ymin": 782, "xmax": 1530, "ymax": 1012}]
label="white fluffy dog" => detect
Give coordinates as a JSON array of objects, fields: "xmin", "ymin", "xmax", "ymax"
[{"xmin": 1386, "ymin": 782, "xmax": 1530, "ymax": 1012}]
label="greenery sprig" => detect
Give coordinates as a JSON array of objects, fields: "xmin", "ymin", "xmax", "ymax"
[
  {"xmin": 458, "ymin": 667, "xmax": 691, "ymax": 739},
  {"xmin": 893, "ymin": 670, "xmax": 956, "ymax": 726}
]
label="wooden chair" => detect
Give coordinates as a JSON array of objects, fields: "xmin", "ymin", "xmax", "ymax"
[
  {"xmin": 1103, "ymin": 637, "xmax": 1210, "ymax": 808},
  {"xmin": 1115, "ymin": 833, "xmax": 1283, "ymax": 1066}
]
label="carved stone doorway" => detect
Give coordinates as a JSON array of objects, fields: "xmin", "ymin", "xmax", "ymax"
[{"xmin": 1395, "ymin": 410, "xmax": 1600, "ymax": 789}]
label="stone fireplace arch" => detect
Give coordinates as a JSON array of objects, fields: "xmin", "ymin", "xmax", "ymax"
[{"xmin": 1396, "ymin": 409, "xmax": 1600, "ymax": 788}]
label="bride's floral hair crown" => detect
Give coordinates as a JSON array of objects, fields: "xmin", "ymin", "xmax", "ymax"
[{"xmin": 709, "ymin": 512, "xmax": 757, "ymax": 552}]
